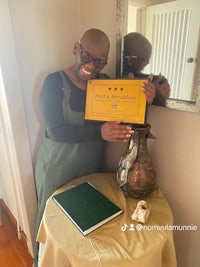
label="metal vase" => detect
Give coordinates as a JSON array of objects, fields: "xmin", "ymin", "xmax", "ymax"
[{"xmin": 117, "ymin": 123, "xmax": 156, "ymax": 198}]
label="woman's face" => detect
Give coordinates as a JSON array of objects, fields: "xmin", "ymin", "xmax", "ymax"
[{"xmin": 73, "ymin": 41, "xmax": 108, "ymax": 81}]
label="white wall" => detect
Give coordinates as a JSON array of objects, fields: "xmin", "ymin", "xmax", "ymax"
[
  {"xmin": 80, "ymin": 0, "xmax": 116, "ymax": 78},
  {"xmin": 148, "ymin": 105, "xmax": 200, "ymax": 267},
  {"xmin": 9, "ymin": 0, "xmax": 80, "ymax": 164}
]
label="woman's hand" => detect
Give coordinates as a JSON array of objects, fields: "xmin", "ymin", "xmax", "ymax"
[
  {"xmin": 153, "ymin": 73, "xmax": 170, "ymax": 98},
  {"xmin": 101, "ymin": 121, "xmax": 134, "ymax": 142},
  {"xmin": 141, "ymin": 74, "xmax": 156, "ymax": 104}
]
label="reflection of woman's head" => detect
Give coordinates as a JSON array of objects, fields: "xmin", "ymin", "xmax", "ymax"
[{"xmin": 123, "ymin": 32, "xmax": 152, "ymax": 75}]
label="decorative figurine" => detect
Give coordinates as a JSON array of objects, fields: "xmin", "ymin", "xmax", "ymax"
[{"xmin": 131, "ymin": 200, "xmax": 150, "ymax": 223}]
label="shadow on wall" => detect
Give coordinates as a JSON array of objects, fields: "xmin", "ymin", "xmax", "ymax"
[{"xmin": 103, "ymin": 142, "xmax": 127, "ymax": 172}]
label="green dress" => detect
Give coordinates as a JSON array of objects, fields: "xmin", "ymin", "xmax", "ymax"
[{"xmin": 34, "ymin": 71, "xmax": 103, "ymax": 240}]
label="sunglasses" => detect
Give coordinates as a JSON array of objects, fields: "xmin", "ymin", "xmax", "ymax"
[
  {"xmin": 125, "ymin": 55, "xmax": 150, "ymax": 64},
  {"xmin": 78, "ymin": 41, "xmax": 107, "ymax": 68}
]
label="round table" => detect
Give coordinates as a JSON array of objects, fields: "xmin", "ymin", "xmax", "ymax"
[{"xmin": 37, "ymin": 173, "xmax": 177, "ymax": 267}]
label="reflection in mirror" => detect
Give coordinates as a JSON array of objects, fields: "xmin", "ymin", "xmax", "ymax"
[{"xmin": 116, "ymin": 0, "xmax": 200, "ymax": 112}]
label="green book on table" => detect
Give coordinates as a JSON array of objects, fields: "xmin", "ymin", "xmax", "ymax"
[{"xmin": 52, "ymin": 181, "xmax": 123, "ymax": 235}]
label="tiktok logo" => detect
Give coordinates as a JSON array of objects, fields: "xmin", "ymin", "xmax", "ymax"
[
  {"xmin": 121, "ymin": 223, "xmax": 128, "ymax": 231},
  {"xmin": 121, "ymin": 223, "xmax": 135, "ymax": 231}
]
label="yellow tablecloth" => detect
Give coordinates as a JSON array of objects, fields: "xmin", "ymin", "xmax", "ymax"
[{"xmin": 37, "ymin": 173, "xmax": 177, "ymax": 267}]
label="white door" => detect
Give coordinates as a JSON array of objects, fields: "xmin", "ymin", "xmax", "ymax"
[
  {"xmin": 0, "ymin": 107, "xmax": 20, "ymax": 221},
  {"xmin": 145, "ymin": 0, "xmax": 200, "ymax": 101},
  {"xmin": 0, "ymin": 67, "xmax": 26, "ymax": 236},
  {"xmin": 0, "ymin": 0, "xmax": 37, "ymax": 255}
]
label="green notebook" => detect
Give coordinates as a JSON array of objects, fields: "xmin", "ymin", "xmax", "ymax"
[{"xmin": 52, "ymin": 181, "xmax": 123, "ymax": 235}]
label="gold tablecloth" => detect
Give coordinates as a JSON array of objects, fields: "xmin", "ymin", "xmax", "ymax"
[{"xmin": 37, "ymin": 173, "xmax": 177, "ymax": 267}]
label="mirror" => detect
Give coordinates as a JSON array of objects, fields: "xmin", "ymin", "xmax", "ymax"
[{"xmin": 116, "ymin": 0, "xmax": 200, "ymax": 112}]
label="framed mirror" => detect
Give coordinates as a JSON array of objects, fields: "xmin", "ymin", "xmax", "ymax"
[{"xmin": 116, "ymin": 0, "xmax": 200, "ymax": 112}]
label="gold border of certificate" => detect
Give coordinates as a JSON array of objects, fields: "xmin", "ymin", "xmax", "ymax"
[{"xmin": 85, "ymin": 79, "xmax": 147, "ymax": 124}]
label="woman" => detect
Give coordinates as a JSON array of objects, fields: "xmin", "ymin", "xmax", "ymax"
[
  {"xmin": 34, "ymin": 28, "xmax": 158, "ymax": 265},
  {"xmin": 34, "ymin": 28, "xmax": 134, "ymax": 266}
]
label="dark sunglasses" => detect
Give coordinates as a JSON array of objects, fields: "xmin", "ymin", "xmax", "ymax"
[
  {"xmin": 125, "ymin": 55, "xmax": 150, "ymax": 64},
  {"xmin": 78, "ymin": 41, "xmax": 107, "ymax": 68}
]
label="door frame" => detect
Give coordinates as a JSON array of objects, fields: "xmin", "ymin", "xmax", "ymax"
[{"xmin": 0, "ymin": 0, "xmax": 37, "ymax": 256}]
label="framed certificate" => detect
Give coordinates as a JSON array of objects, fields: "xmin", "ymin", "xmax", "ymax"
[{"xmin": 85, "ymin": 79, "xmax": 147, "ymax": 124}]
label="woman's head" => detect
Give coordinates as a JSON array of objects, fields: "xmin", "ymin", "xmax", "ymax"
[
  {"xmin": 123, "ymin": 32, "xmax": 152, "ymax": 75},
  {"xmin": 73, "ymin": 29, "xmax": 110, "ymax": 81}
]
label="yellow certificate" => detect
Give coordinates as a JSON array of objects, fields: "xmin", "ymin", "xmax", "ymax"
[{"xmin": 85, "ymin": 79, "xmax": 147, "ymax": 124}]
